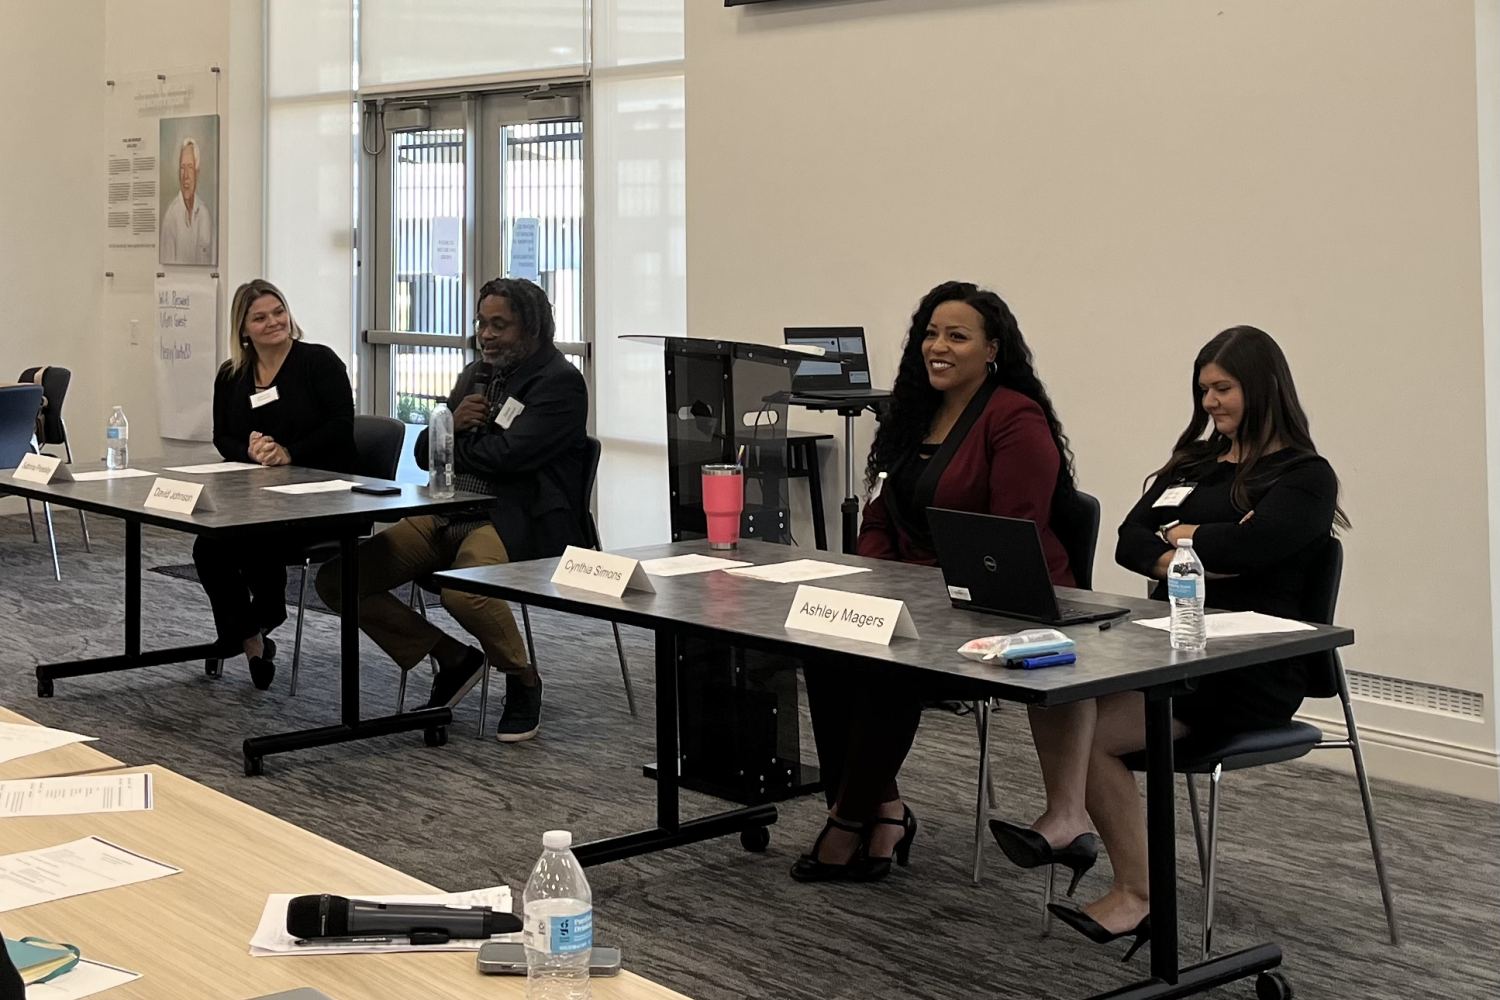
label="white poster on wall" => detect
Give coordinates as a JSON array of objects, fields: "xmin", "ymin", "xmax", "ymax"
[
  {"xmin": 154, "ymin": 274, "xmax": 218, "ymax": 441},
  {"xmin": 432, "ymin": 217, "xmax": 461, "ymax": 277}
]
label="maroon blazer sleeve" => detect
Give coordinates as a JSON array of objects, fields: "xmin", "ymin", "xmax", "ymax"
[
  {"xmin": 856, "ymin": 490, "xmax": 901, "ymax": 560},
  {"xmin": 987, "ymin": 400, "xmax": 1060, "ymax": 525}
]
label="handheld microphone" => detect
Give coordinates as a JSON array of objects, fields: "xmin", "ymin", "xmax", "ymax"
[
  {"xmin": 465, "ymin": 362, "xmax": 496, "ymax": 433},
  {"xmin": 285, "ymin": 893, "xmax": 522, "ymax": 944}
]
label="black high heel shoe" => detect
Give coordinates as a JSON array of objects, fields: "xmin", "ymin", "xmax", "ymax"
[
  {"xmin": 1047, "ymin": 904, "xmax": 1152, "ymax": 962},
  {"xmin": 852, "ymin": 805, "xmax": 918, "ymax": 883},
  {"xmin": 988, "ymin": 819, "xmax": 1100, "ymax": 896},
  {"xmin": 248, "ymin": 636, "xmax": 277, "ymax": 691},
  {"xmin": 790, "ymin": 816, "xmax": 869, "ymax": 883}
]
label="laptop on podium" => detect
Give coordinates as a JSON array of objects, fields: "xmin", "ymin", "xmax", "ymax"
[
  {"xmin": 929, "ymin": 508, "xmax": 1129, "ymax": 626},
  {"xmin": 783, "ymin": 327, "xmax": 889, "ymax": 400}
]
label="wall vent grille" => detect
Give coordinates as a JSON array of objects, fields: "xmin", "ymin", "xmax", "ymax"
[{"xmin": 1346, "ymin": 670, "xmax": 1485, "ymax": 719}]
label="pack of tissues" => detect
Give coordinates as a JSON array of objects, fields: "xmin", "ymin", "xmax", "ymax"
[{"xmin": 957, "ymin": 628, "xmax": 1075, "ymax": 664}]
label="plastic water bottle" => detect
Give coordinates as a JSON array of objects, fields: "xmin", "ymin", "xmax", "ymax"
[
  {"xmin": 523, "ymin": 830, "xmax": 594, "ymax": 1000},
  {"xmin": 1167, "ymin": 539, "xmax": 1207, "ymax": 652},
  {"xmin": 427, "ymin": 403, "xmax": 455, "ymax": 499},
  {"xmin": 105, "ymin": 406, "xmax": 129, "ymax": 470}
]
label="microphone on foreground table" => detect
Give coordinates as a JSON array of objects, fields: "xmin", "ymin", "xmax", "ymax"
[{"xmin": 286, "ymin": 893, "xmax": 522, "ymax": 944}]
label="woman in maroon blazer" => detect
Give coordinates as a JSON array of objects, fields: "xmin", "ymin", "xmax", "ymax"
[{"xmin": 792, "ymin": 281, "xmax": 1078, "ymax": 884}]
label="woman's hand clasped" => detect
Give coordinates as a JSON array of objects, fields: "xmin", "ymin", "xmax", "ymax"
[{"xmin": 248, "ymin": 431, "xmax": 291, "ymax": 467}]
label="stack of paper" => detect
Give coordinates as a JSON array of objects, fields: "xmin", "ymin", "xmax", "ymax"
[
  {"xmin": 250, "ymin": 886, "xmax": 514, "ymax": 957},
  {"xmin": 1132, "ymin": 611, "xmax": 1316, "ymax": 638},
  {"xmin": 0, "ymin": 773, "xmax": 153, "ymax": 818},
  {"xmin": 640, "ymin": 554, "xmax": 750, "ymax": 577},
  {"xmin": 0, "ymin": 837, "xmax": 181, "ymax": 913},
  {"xmin": 24, "ymin": 959, "xmax": 140, "ymax": 999},
  {"xmin": 69, "ymin": 469, "xmax": 155, "ymax": 482},
  {"xmin": 0, "ymin": 723, "xmax": 98, "ymax": 765},
  {"xmin": 724, "ymin": 560, "xmax": 872, "ymax": 584},
  {"xmin": 163, "ymin": 462, "xmax": 261, "ymax": 474},
  {"xmin": 262, "ymin": 480, "xmax": 359, "ymax": 495}
]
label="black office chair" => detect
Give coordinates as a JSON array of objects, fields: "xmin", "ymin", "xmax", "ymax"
[
  {"xmin": 407, "ymin": 435, "xmax": 638, "ymax": 734},
  {"xmin": 970, "ymin": 490, "xmax": 1102, "ymax": 884},
  {"xmin": 1119, "ymin": 537, "xmax": 1399, "ymax": 957},
  {"xmin": 0, "ymin": 385, "xmax": 56, "ymax": 576},
  {"xmin": 18, "ymin": 368, "xmax": 89, "ymax": 577},
  {"xmin": 285, "ymin": 414, "xmax": 406, "ymax": 693}
]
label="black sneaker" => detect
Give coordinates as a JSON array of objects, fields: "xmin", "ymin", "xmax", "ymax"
[
  {"xmin": 496, "ymin": 675, "xmax": 543, "ymax": 743},
  {"xmin": 426, "ymin": 646, "xmax": 487, "ymax": 709}
]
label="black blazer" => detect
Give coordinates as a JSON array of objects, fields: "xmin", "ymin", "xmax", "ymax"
[
  {"xmin": 417, "ymin": 344, "xmax": 590, "ymax": 562},
  {"xmin": 212, "ymin": 341, "xmax": 356, "ymax": 474}
]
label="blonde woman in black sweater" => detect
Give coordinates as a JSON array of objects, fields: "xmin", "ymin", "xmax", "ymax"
[{"xmin": 192, "ymin": 279, "xmax": 355, "ymax": 690}]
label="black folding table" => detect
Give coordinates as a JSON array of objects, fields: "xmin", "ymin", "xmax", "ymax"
[
  {"xmin": 1, "ymin": 459, "xmax": 491, "ymax": 774},
  {"xmin": 436, "ymin": 538, "xmax": 1353, "ymax": 1000}
]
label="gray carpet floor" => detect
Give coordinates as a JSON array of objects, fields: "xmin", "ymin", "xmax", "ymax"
[{"xmin": 2, "ymin": 512, "xmax": 1498, "ymax": 999}]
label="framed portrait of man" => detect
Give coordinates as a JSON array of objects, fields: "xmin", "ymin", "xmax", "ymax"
[{"xmin": 159, "ymin": 114, "xmax": 220, "ymax": 266}]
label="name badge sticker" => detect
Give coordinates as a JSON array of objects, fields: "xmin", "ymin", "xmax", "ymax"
[
  {"xmin": 495, "ymin": 396, "xmax": 526, "ymax": 430},
  {"xmin": 549, "ymin": 545, "xmax": 656, "ymax": 599},
  {"xmin": 12, "ymin": 454, "xmax": 73, "ymax": 485},
  {"xmin": 250, "ymin": 386, "xmax": 280, "ymax": 409},
  {"xmin": 1152, "ymin": 484, "xmax": 1196, "ymax": 508},
  {"xmin": 784, "ymin": 584, "xmax": 920, "ymax": 646},
  {"xmin": 143, "ymin": 477, "xmax": 217, "ymax": 515}
]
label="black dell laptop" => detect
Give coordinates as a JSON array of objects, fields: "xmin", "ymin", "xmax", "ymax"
[
  {"xmin": 783, "ymin": 327, "xmax": 889, "ymax": 400},
  {"xmin": 928, "ymin": 508, "xmax": 1129, "ymax": 626}
]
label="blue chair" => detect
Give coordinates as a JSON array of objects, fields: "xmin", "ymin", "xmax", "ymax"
[
  {"xmin": 0, "ymin": 385, "xmax": 58, "ymax": 580},
  {"xmin": 1120, "ymin": 537, "xmax": 1399, "ymax": 957},
  {"xmin": 971, "ymin": 490, "xmax": 1102, "ymax": 884}
]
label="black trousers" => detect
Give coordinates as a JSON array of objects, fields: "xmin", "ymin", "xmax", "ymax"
[
  {"xmin": 804, "ymin": 664, "xmax": 994, "ymax": 824},
  {"xmin": 192, "ymin": 533, "xmax": 305, "ymax": 652}
]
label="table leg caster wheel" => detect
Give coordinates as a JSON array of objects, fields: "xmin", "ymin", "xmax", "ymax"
[
  {"xmin": 424, "ymin": 726, "xmax": 448, "ymax": 748},
  {"xmin": 243, "ymin": 756, "xmax": 264, "ymax": 777},
  {"xmin": 740, "ymin": 827, "xmax": 771, "ymax": 853},
  {"xmin": 1256, "ymin": 971, "xmax": 1294, "ymax": 1000},
  {"xmin": 205, "ymin": 658, "xmax": 223, "ymax": 679},
  {"xmin": 36, "ymin": 679, "xmax": 53, "ymax": 698}
]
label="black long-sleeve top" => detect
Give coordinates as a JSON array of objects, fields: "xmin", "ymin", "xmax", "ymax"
[
  {"xmin": 1116, "ymin": 449, "xmax": 1339, "ymax": 619},
  {"xmin": 212, "ymin": 340, "xmax": 356, "ymax": 474}
]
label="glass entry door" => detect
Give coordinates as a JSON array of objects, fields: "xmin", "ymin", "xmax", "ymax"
[{"xmin": 361, "ymin": 87, "xmax": 588, "ymax": 473}]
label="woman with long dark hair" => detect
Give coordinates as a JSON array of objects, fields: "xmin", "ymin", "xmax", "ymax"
[
  {"xmin": 990, "ymin": 326, "xmax": 1346, "ymax": 958},
  {"xmin": 793, "ymin": 281, "xmax": 1077, "ymax": 884}
]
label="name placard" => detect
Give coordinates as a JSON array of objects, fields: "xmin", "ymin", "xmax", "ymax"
[
  {"xmin": 11, "ymin": 454, "xmax": 73, "ymax": 485},
  {"xmin": 549, "ymin": 545, "xmax": 656, "ymax": 599},
  {"xmin": 143, "ymin": 477, "xmax": 217, "ymax": 515},
  {"xmin": 784, "ymin": 584, "xmax": 920, "ymax": 646}
]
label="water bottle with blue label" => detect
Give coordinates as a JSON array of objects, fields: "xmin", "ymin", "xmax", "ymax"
[
  {"xmin": 1167, "ymin": 538, "xmax": 1206, "ymax": 652},
  {"xmin": 523, "ymin": 830, "xmax": 593, "ymax": 1000},
  {"xmin": 105, "ymin": 406, "xmax": 129, "ymax": 470}
]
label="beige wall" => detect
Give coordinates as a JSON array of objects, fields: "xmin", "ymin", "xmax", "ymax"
[
  {"xmin": 687, "ymin": 0, "xmax": 1500, "ymax": 797},
  {"xmin": 0, "ymin": 1, "xmax": 107, "ymax": 484}
]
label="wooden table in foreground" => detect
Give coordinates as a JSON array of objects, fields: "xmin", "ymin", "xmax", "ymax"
[
  {"xmin": 0, "ymin": 766, "xmax": 691, "ymax": 1000},
  {"xmin": 0, "ymin": 706, "xmax": 125, "ymax": 781}
]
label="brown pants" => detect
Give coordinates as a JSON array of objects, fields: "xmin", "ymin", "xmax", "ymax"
[{"xmin": 314, "ymin": 515, "xmax": 531, "ymax": 679}]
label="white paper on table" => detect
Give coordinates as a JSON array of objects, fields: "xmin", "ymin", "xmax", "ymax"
[
  {"xmin": 249, "ymin": 885, "xmax": 514, "ymax": 957},
  {"xmin": 640, "ymin": 554, "xmax": 751, "ymax": 577},
  {"xmin": 68, "ymin": 469, "xmax": 155, "ymax": 482},
  {"xmin": 25, "ymin": 958, "xmax": 140, "ymax": 999},
  {"xmin": 0, "ymin": 837, "xmax": 181, "ymax": 913},
  {"xmin": 162, "ymin": 461, "xmax": 261, "ymax": 474},
  {"xmin": 1132, "ymin": 611, "xmax": 1317, "ymax": 638},
  {"xmin": 724, "ymin": 559, "xmax": 872, "ymax": 584},
  {"xmin": 261, "ymin": 480, "xmax": 359, "ymax": 495},
  {"xmin": 0, "ymin": 773, "xmax": 153, "ymax": 819},
  {"xmin": 0, "ymin": 723, "xmax": 98, "ymax": 765}
]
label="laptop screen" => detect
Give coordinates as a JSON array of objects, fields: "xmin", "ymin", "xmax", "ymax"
[{"xmin": 783, "ymin": 327, "xmax": 872, "ymax": 391}]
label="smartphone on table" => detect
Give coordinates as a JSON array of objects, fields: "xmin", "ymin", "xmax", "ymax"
[{"xmin": 477, "ymin": 942, "xmax": 622, "ymax": 977}]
